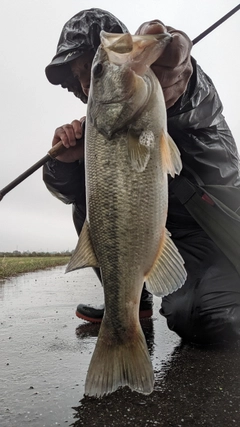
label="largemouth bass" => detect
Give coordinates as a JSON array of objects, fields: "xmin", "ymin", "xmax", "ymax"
[{"xmin": 67, "ymin": 31, "xmax": 187, "ymax": 397}]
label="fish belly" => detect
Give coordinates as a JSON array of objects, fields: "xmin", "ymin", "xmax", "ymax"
[{"xmin": 87, "ymin": 128, "xmax": 165, "ymax": 303}]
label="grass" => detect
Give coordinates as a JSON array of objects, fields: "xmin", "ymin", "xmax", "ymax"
[{"xmin": 0, "ymin": 256, "xmax": 70, "ymax": 280}]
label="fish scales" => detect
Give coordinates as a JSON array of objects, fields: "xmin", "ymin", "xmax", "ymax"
[
  {"xmin": 66, "ymin": 31, "xmax": 187, "ymax": 397},
  {"xmin": 88, "ymin": 132, "xmax": 162, "ymax": 327}
]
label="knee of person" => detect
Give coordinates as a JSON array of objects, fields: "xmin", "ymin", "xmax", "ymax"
[
  {"xmin": 194, "ymin": 303, "xmax": 240, "ymax": 345},
  {"xmin": 160, "ymin": 292, "xmax": 196, "ymax": 342},
  {"xmin": 161, "ymin": 293, "xmax": 240, "ymax": 345}
]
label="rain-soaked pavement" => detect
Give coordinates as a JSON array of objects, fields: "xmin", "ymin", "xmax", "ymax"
[{"xmin": 1, "ymin": 266, "xmax": 240, "ymax": 427}]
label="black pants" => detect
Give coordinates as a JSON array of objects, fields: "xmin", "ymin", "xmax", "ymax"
[{"xmin": 160, "ymin": 226, "xmax": 240, "ymax": 345}]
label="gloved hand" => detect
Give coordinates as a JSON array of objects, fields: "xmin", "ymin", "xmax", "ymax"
[{"xmin": 136, "ymin": 20, "xmax": 193, "ymax": 109}]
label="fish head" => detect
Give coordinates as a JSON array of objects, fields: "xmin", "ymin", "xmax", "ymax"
[{"xmin": 88, "ymin": 31, "xmax": 172, "ymax": 139}]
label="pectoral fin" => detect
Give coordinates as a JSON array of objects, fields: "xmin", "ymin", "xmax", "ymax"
[
  {"xmin": 66, "ymin": 220, "xmax": 99, "ymax": 273},
  {"xmin": 145, "ymin": 228, "xmax": 187, "ymax": 296},
  {"xmin": 161, "ymin": 131, "xmax": 182, "ymax": 177},
  {"xmin": 128, "ymin": 129, "xmax": 154, "ymax": 172}
]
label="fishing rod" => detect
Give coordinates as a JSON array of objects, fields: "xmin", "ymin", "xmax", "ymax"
[
  {"xmin": 0, "ymin": 4, "xmax": 239, "ymax": 202},
  {"xmin": 192, "ymin": 4, "xmax": 240, "ymax": 45}
]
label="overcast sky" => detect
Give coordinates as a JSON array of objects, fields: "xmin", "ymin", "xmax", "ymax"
[{"xmin": 0, "ymin": 0, "xmax": 239, "ymax": 252}]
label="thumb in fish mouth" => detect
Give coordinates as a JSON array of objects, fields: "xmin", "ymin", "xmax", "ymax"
[{"xmin": 100, "ymin": 30, "xmax": 172, "ymax": 75}]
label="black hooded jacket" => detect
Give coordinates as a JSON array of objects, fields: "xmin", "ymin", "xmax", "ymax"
[{"xmin": 43, "ymin": 9, "xmax": 240, "ymax": 236}]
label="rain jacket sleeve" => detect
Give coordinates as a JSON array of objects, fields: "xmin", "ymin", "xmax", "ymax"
[
  {"xmin": 43, "ymin": 158, "xmax": 85, "ymax": 204},
  {"xmin": 42, "ymin": 158, "xmax": 86, "ymax": 234},
  {"xmin": 167, "ymin": 57, "xmax": 240, "ymax": 188}
]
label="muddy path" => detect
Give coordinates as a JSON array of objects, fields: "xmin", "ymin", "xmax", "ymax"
[{"xmin": 1, "ymin": 267, "xmax": 240, "ymax": 426}]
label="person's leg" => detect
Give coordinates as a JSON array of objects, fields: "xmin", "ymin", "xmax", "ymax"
[{"xmin": 161, "ymin": 245, "xmax": 240, "ymax": 345}]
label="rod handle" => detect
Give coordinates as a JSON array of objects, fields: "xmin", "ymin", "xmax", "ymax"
[{"xmin": 48, "ymin": 140, "xmax": 68, "ymax": 158}]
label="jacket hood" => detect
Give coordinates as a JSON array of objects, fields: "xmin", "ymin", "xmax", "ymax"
[{"xmin": 45, "ymin": 8, "xmax": 128, "ymax": 103}]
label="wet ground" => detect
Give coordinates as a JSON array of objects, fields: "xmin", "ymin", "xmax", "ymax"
[{"xmin": 1, "ymin": 266, "xmax": 240, "ymax": 427}]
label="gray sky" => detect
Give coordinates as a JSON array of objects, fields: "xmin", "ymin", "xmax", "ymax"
[{"xmin": 0, "ymin": 0, "xmax": 239, "ymax": 252}]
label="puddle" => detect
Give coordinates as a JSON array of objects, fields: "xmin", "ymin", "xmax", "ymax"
[{"xmin": 0, "ymin": 267, "xmax": 179, "ymax": 426}]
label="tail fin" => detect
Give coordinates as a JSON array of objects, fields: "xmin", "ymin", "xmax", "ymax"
[{"xmin": 85, "ymin": 321, "xmax": 154, "ymax": 397}]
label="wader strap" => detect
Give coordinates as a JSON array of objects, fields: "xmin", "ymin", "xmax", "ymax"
[{"xmin": 169, "ymin": 175, "xmax": 199, "ymax": 205}]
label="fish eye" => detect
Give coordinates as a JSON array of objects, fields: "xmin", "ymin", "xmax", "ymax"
[{"xmin": 93, "ymin": 62, "xmax": 103, "ymax": 78}]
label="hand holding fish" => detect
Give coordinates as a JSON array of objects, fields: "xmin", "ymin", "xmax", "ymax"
[
  {"xmin": 51, "ymin": 117, "xmax": 85, "ymax": 162},
  {"xmin": 136, "ymin": 20, "xmax": 193, "ymax": 108}
]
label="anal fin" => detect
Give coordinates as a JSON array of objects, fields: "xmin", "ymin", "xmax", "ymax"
[{"xmin": 145, "ymin": 228, "xmax": 187, "ymax": 296}]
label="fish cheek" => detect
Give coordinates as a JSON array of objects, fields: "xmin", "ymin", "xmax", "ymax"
[{"xmin": 96, "ymin": 104, "xmax": 127, "ymax": 138}]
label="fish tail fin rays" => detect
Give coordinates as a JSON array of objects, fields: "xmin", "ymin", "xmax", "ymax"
[
  {"xmin": 85, "ymin": 322, "xmax": 154, "ymax": 397},
  {"xmin": 161, "ymin": 131, "xmax": 182, "ymax": 177},
  {"xmin": 145, "ymin": 228, "xmax": 187, "ymax": 296},
  {"xmin": 66, "ymin": 220, "xmax": 99, "ymax": 273}
]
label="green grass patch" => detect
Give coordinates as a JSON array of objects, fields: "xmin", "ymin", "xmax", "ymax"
[{"xmin": 0, "ymin": 256, "xmax": 70, "ymax": 280}]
